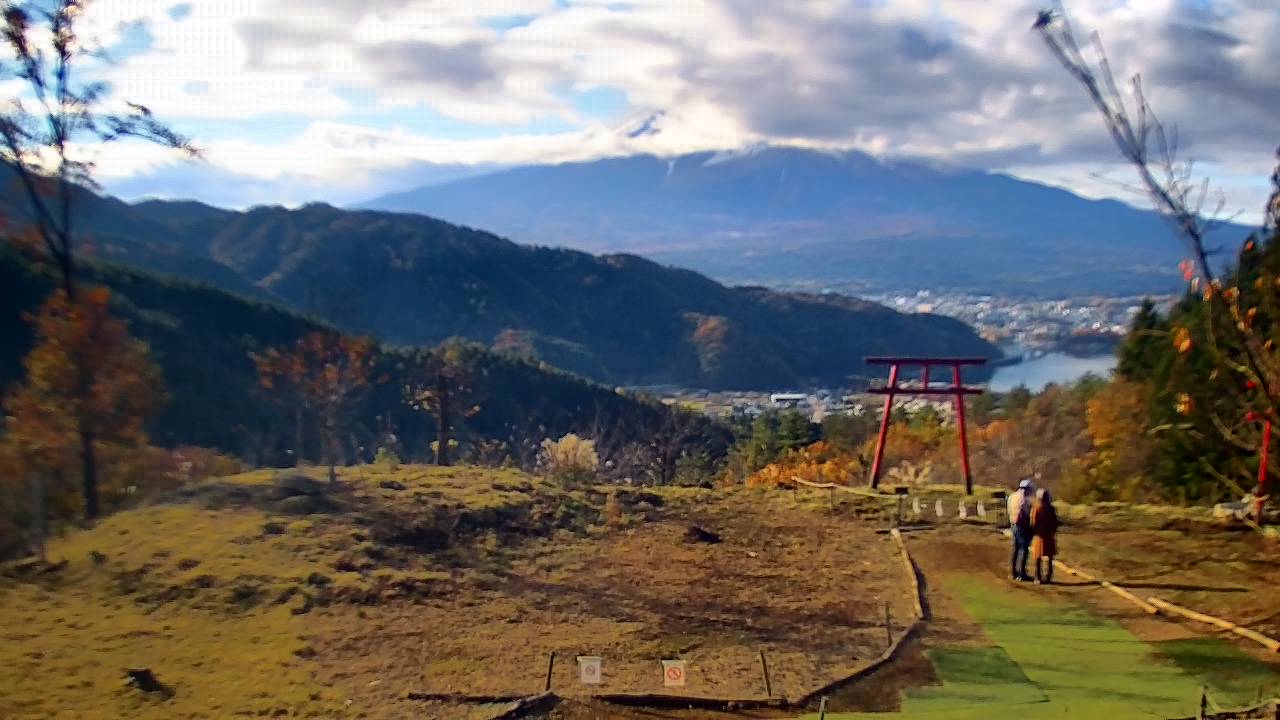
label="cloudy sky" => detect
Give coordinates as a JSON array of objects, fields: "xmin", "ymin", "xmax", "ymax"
[{"xmin": 57, "ymin": 0, "xmax": 1280, "ymax": 220}]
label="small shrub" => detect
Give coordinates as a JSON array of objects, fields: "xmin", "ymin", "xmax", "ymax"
[
  {"xmin": 538, "ymin": 434, "xmax": 599, "ymax": 487},
  {"xmin": 373, "ymin": 446, "xmax": 401, "ymax": 470},
  {"xmin": 886, "ymin": 461, "xmax": 933, "ymax": 487}
]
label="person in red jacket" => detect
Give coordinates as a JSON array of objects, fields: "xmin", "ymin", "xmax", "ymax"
[{"xmin": 1031, "ymin": 488, "xmax": 1059, "ymax": 584}]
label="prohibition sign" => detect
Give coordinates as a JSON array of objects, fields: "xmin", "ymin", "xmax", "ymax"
[{"xmin": 662, "ymin": 659, "xmax": 686, "ymax": 687}]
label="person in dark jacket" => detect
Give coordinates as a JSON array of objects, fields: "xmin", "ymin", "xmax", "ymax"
[{"xmin": 1031, "ymin": 488, "xmax": 1059, "ymax": 584}]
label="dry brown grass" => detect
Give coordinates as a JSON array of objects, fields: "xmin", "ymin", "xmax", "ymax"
[{"xmin": 0, "ymin": 468, "xmax": 914, "ymax": 719}]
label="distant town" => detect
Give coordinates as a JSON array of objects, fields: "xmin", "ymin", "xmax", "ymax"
[
  {"xmin": 844, "ymin": 286, "xmax": 1172, "ymax": 351},
  {"xmin": 863, "ymin": 290, "xmax": 1180, "ymax": 355},
  {"xmin": 639, "ymin": 291, "xmax": 1183, "ymax": 422}
]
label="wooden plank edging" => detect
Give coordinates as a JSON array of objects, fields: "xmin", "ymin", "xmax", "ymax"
[
  {"xmin": 1148, "ymin": 597, "xmax": 1280, "ymax": 653},
  {"xmin": 891, "ymin": 528, "xmax": 927, "ymax": 620},
  {"xmin": 794, "ymin": 620, "xmax": 922, "ymax": 706},
  {"xmin": 1053, "ymin": 559, "xmax": 1160, "ymax": 614}
]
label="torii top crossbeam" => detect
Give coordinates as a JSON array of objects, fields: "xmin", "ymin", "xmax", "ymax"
[{"xmin": 864, "ymin": 356, "xmax": 987, "ymax": 495}]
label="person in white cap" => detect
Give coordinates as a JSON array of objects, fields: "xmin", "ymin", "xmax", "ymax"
[{"xmin": 1008, "ymin": 477, "xmax": 1034, "ymax": 581}]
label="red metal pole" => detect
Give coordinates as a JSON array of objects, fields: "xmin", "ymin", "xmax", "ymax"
[
  {"xmin": 868, "ymin": 363, "xmax": 899, "ymax": 489},
  {"xmin": 921, "ymin": 365, "xmax": 930, "ymax": 391},
  {"xmin": 953, "ymin": 364, "xmax": 974, "ymax": 496},
  {"xmin": 1258, "ymin": 420, "xmax": 1272, "ymax": 519}
]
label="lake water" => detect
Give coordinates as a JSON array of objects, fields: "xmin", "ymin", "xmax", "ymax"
[{"xmin": 987, "ymin": 353, "xmax": 1116, "ymax": 392}]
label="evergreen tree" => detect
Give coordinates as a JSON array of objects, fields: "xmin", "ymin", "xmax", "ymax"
[{"xmin": 777, "ymin": 410, "xmax": 815, "ymax": 452}]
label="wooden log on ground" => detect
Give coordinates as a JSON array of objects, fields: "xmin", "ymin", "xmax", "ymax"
[
  {"xmin": 1052, "ymin": 559, "xmax": 1098, "ymax": 583},
  {"xmin": 594, "ymin": 693, "xmax": 788, "ymax": 710},
  {"xmin": 407, "ymin": 692, "xmax": 531, "ymax": 704},
  {"xmin": 1100, "ymin": 580, "xmax": 1160, "ymax": 615},
  {"xmin": 793, "ymin": 477, "xmax": 893, "ymax": 498},
  {"xmin": 486, "ymin": 692, "xmax": 558, "ymax": 720},
  {"xmin": 1054, "ymin": 560, "xmax": 1159, "ymax": 614},
  {"xmin": 1148, "ymin": 598, "xmax": 1280, "ymax": 653}
]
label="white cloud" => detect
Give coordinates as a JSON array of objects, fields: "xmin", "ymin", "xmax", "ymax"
[{"xmin": 54, "ymin": 0, "xmax": 1277, "ymax": 220}]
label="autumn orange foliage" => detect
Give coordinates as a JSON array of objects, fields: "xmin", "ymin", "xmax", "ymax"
[
  {"xmin": 745, "ymin": 441, "xmax": 863, "ymax": 488},
  {"xmin": 252, "ymin": 331, "xmax": 377, "ymax": 480},
  {"xmin": 2, "ymin": 288, "xmax": 165, "ymax": 521}
]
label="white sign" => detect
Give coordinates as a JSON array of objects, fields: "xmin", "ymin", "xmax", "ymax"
[
  {"xmin": 578, "ymin": 656, "xmax": 602, "ymax": 685},
  {"xmin": 912, "ymin": 497, "xmax": 922, "ymax": 514},
  {"xmin": 977, "ymin": 501, "xmax": 987, "ymax": 518},
  {"xmin": 661, "ymin": 659, "xmax": 686, "ymax": 687},
  {"xmin": 958, "ymin": 503, "xmax": 969, "ymax": 519},
  {"xmin": 935, "ymin": 499, "xmax": 944, "ymax": 517}
]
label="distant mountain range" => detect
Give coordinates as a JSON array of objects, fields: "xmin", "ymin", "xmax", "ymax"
[
  {"xmin": 0, "ymin": 174, "xmax": 997, "ymax": 389},
  {"xmin": 363, "ymin": 146, "xmax": 1248, "ymax": 297}
]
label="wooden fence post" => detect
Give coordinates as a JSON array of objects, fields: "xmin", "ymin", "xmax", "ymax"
[{"xmin": 758, "ymin": 649, "xmax": 772, "ymax": 698}]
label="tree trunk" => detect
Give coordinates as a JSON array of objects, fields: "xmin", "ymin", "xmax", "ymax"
[
  {"xmin": 436, "ymin": 372, "xmax": 451, "ymax": 467},
  {"xmin": 58, "ymin": 251, "xmax": 76, "ymax": 301},
  {"xmin": 30, "ymin": 473, "xmax": 46, "ymax": 561},
  {"xmin": 80, "ymin": 428, "xmax": 99, "ymax": 521},
  {"xmin": 328, "ymin": 429, "xmax": 340, "ymax": 483},
  {"xmin": 295, "ymin": 403, "xmax": 305, "ymax": 467}
]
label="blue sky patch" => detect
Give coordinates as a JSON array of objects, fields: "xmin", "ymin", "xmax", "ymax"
[
  {"xmin": 107, "ymin": 20, "xmax": 155, "ymax": 62},
  {"xmin": 484, "ymin": 14, "xmax": 539, "ymax": 32}
]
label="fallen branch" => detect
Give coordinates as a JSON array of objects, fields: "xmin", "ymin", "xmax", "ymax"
[{"xmin": 1148, "ymin": 598, "xmax": 1280, "ymax": 653}]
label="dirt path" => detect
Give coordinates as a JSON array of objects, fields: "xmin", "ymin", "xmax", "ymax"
[{"xmin": 308, "ymin": 492, "xmax": 916, "ymax": 719}]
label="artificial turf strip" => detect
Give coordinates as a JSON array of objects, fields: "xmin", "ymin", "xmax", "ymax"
[
  {"xmin": 1153, "ymin": 637, "xmax": 1280, "ymax": 708},
  {"xmin": 904, "ymin": 645, "xmax": 1047, "ymax": 707},
  {"xmin": 809, "ymin": 576, "xmax": 1279, "ymax": 719}
]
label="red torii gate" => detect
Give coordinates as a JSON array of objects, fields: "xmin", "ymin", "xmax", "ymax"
[{"xmin": 865, "ymin": 357, "xmax": 987, "ymax": 495}]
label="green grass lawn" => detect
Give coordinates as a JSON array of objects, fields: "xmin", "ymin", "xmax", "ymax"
[{"xmin": 806, "ymin": 576, "xmax": 1280, "ymax": 719}]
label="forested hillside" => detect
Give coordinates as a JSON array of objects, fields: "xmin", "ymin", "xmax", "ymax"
[
  {"xmin": 0, "ymin": 248, "xmax": 726, "ymax": 467},
  {"xmin": 2, "ymin": 175, "xmax": 997, "ymax": 389}
]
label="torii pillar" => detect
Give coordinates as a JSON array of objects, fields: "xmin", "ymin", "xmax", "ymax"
[{"xmin": 865, "ymin": 357, "xmax": 987, "ymax": 495}]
